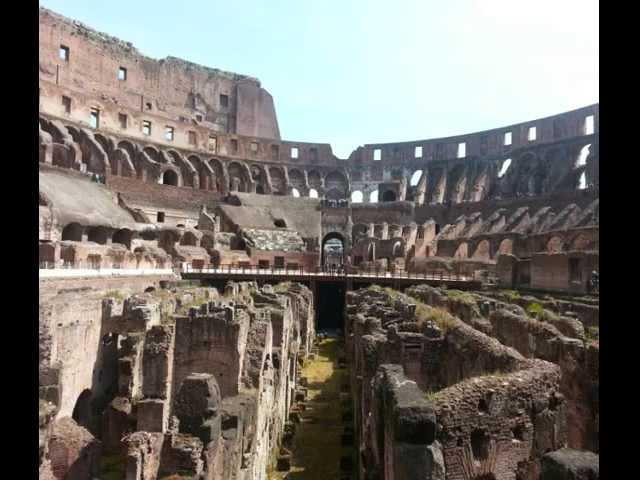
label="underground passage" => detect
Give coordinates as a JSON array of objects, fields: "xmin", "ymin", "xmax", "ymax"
[{"xmin": 316, "ymin": 281, "xmax": 346, "ymax": 332}]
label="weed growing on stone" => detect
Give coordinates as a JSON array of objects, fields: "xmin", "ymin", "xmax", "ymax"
[{"xmin": 103, "ymin": 289, "xmax": 125, "ymax": 301}]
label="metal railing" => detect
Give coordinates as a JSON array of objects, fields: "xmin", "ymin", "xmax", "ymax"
[
  {"xmin": 182, "ymin": 263, "xmax": 472, "ymax": 282},
  {"xmin": 39, "ymin": 261, "xmax": 169, "ymax": 271}
]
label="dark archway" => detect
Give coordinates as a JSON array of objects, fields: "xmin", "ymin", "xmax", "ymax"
[
  {"xmin": 61, "ymin": 223, "xmax": 83, "ymax": 241},
  {"xmin": 180, "ymin": 232, "xmax": 198, "ymax": 246},
  {"xmin": 317, "ymin": 282, "xmax": 346, "ymax": 332},
  {"xmin": 87, "ymin": 226, "xmax": 109, "ymax": 245},
  {"xmin": 382, "ymin": 190, "xmax": 397, "ymax": 202},
  {"xmin": 162, "ymin": 169, "xmax": 178, "ymax": 186},
  {"xmin": 322, "ymin": 232, "xmax": 345, "ymax": 270},
  {"xmin": 112, "ymin": 228, "xmax": 133, "ymax": 249},
  {"xmin": 72, "ymin": 389, "xmax": 93, "ymax": 430}
]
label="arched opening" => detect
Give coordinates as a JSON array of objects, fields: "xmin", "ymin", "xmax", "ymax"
[
  {"xmin": 274, "ymin": 219, "xmax": 287, "ymax": 228},
  {"xmin": 308, "ymin": 188, "xmax": 318, "ymax": 198},
  {"xmin": 498, "ymin": 158, "xmax": 512, "ymax": 178},
  {"xmin": 112, "ymin": 229, "xmax": 133, "ymax": 249},
  {"xmin": 351, "ymin": 190, "xmax": 363, "ymax": 203},
  {"xmin": 291, "ymin": 188, "xmax": 300, "ymax": 198},
  {"xmin": 369, "ymin": 190, "xmax": 379, "ymax": 203},
  {"xmin": 269, "ymin": 167, "xmax": 287, "ymax": 194},
  {"xmin": 72, "ymin": 389, "xmax": 93, "ymax": 430},
  {"xmin": 201, "ymin": 235, "xmax": 214, "ymax": 251},
  {"xmin": 228, "ymin": 162, "xmax": 250, "ymax": 193},
  {"xmin": 322, "ymin": 232, "xmax": 345, "ymax": 270},
  {"xmin": 410, "ymin": 170, "xmax": 423, "ymax": 186},
  {"xmin": 162, "ymin": 169, "xmax": 178, "ymax": 186},
  {"xmin": 367, "ymin": 243, "xmax": 375, "ymax": 262},
  {"xmin": 87, "ymin": 226, "xmax": 109, "ymax": 245},
  {"xmin": 382, "ymin": 190, "xmax": 396, "ymax": 202},
  {"xmin": 470, "ymin": 429, "xmax": 490, "ymax": 461},
  {"xmin": 325, "ymin": 188, "xmax": 344, "ymax": 201},
  {"xmin": 61, "ymin": 223, "xmax": 83, "ymax": 241},
  {"xmin": 180, "ymin": 232, "xmax": 198, "ymax": 246},
  {"xmin": 497, "ymin": 238, "xmax": 513, "ymax": 257},
  {"xmin": 472, "ymin": 239, "xmax": 491, "ymax": 261},
  {"xmin": 578, "ymin": 171, "xmax": 587, "ymax": 190},
  {"xmin": 575, "ymin": 144, "xmax": 591, "ymax": 168},
  {"xmin": 547, "ymin": 236, "xmax": 564, "ymax": 253},
  {"xmin": 392, "ymin": 241, "xmax": 403, "ymax": 257},
  {"xmin": 454, "ymin": 242, "xmax": 468, "ymax": 259}
]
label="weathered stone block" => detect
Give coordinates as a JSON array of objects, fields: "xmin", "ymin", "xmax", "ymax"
[{"xmin": 137, "ymin": 399, "xmax": 168, "ymax": 433}]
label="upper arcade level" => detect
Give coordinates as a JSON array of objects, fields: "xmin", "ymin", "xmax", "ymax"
[
  {"xmin": 39, "ymin": 7, "xmax": 280, "ymax": 141},
  {"xmin": 38, "ymin": 7, "xmax": 598, "ymax": 206}
]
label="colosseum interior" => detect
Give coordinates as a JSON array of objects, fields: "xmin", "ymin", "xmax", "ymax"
[{"xmin": 38, "ymin": 6, "xmax": 599, "ymax": 480}]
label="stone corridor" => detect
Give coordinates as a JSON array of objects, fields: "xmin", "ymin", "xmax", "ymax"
[{"xmin": 271, "ymin": 337, "xmax": 354, "ymax": 479}]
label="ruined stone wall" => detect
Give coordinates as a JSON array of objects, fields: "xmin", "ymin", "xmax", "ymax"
[
  {"xmin": 39, "ymin": 275, "xmax": 173, "ymax": 419},
  {"xmin": 39, "ymin": 7, "xmax": 280, "ymax": 141},
  {"xmin": 345, "ymin": 285, "xmax": 581, "ymax": 480},
  {"xmin": 406, "ymin": 285, "xmax": 599, "ymax": 453},
  {"xmin": 39, "ymin": 280, "xmax": 315, "ymax": 480}
]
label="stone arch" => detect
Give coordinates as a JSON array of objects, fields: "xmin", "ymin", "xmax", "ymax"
[
  {"xmin": 367, "ymin": 243, "xmax": 375, "ymax": 262},
  {"xmin": 72, "ymin": 389, "xmax": 94, "ymax": 430},
  {"xmin": 228, "ymin": 161, "xmax": 251, "ymax": 193},
  {"xmin": 61, "ymin": 223, "xmax": 83, "ymax": 241},
  {"xmin": 307, "ymin": 170, "xmax": 322, "ymax": 191},
  {"xmin": 322, "ymin": 232, "xmax": 345, "ymax": 268},
  {"xmin": 497, "ymin": 238, "xmax": 513, "ymax": 257},
  {"xmin": 161, "ymin": 169, "xmax": 179, "ymax": 186},
  {"xmin": 143, "ymin": 145, "xmax": 164, "ymax": 163},
  {"xmin": 453, "ymin": 242, "xmax": 468, "ymax": 259},
  {"xmin": 291, "ymin": 188, "xmax": 301, "ymax": 197},
  {"xmin": 369, "ymin": 190, "xmax": 379, "ymax": 203},
  {"xmin": 324, "ymin": 171, "xmax": 348, "ymax": 198},
  {"xmin": 470, "ymin": 170, "xmax": 489, "ymax": 202},
  {"xmin": 429, "ymin": 168, "xmax": 447, "ymax": 204},
  {"xmin": 546, "ymin": 236, "xmax": 564, "ymax": 253},
  {"xmin": 201, "ymin": 235, "xmax": 215, "ymax": 251},
  {"xmin": 112, "ymin": 228, "xmax": 133, "ymax": 249},
  {"xmin": 472, "ymin": 239, "xmax": 491, "ymax": 261},
  {"xmin": 87, "ymin": 226, "xmax": 110, "ymax": 245},
  {"xmin": 180, "ymin": 232, "xmax": 198, "ymax": 246},
  {"xmin": 308, "ymin": 188, "xmax": 319, "ymax": 198},
  {"xmin": 410, "ymin": 170, "xmax": 423, "ymax": 186},
  {"xmin": 351, "ymin": 190, "xmax": 363, "ymax": 203},
  {"xmin": 382, "ymin": 190, "xmax": 397, "ymax": 202},
  {"xmin": 325, "ymin": 189, "xmax": 344, "ymax": 200},
  {"xmin": 392, "ymin": 240, "xmax": 403, "ymax": 257},
  {"xmin": 269, "ymin": 166, "xmax": 287, "ymax": 195},
  {"xmin": 94, "ymin": 133, "xmax": 115, "ymax": 156},
  {"xmin": 448, "ymin": 164, "xmax": 467, "ymax": 203},
  {"xmin": 288, "ymin": 168, "xmax": 306, "ymax": 193},
  {"xmin": 250, "ymin": 164, "xmax": 269, "ymax": 194},
  {"xmin": 570, "ymin": 233, "xmax": 594, "ymax": 251},
  {"xmin": 512, "ymin": 152, "xmax": 541, "ymax": 196},
  {"xmin": 65, "ymin": 126, "xmax": 109, "ymax": 175},
  {"xmin": 352, "ymin": 224, "xmax": 369, "ymax": 242},
  {"xmin": 208, "ymin": 158, "xmax": 225, "ymax": 193},
  {"xmin": 179, "ymin": 155, "xmax": 204, "ymax": 190}
]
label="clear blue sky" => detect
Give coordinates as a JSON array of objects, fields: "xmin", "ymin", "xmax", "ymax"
[{"xmin": 41, "ymin": 0, "xmax": 598, "ymax": 158}]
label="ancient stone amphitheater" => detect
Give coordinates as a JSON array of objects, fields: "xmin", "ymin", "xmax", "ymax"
[{"xmin": 38, "ymin": 6, "xmax": 599, "ymax": 480}]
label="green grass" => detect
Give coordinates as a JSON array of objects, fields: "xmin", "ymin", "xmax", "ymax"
[
  {"xmin": 502, "ymin": 289, "xmax": 521, "ymax": 301},
  {"xmin": 445, "ymin": 289, "xmax": 478, "ymax": 307},
  {"xmin": 585, "ymin": 326, "xmax": 599, "ymax": 342},
  {"xmin": 526, "ymin": 302, "xmax": 544, "ymax": 318},
  {"xmin": 103, "ymin": 289, "xmax": 126, "ymax": 301}
]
